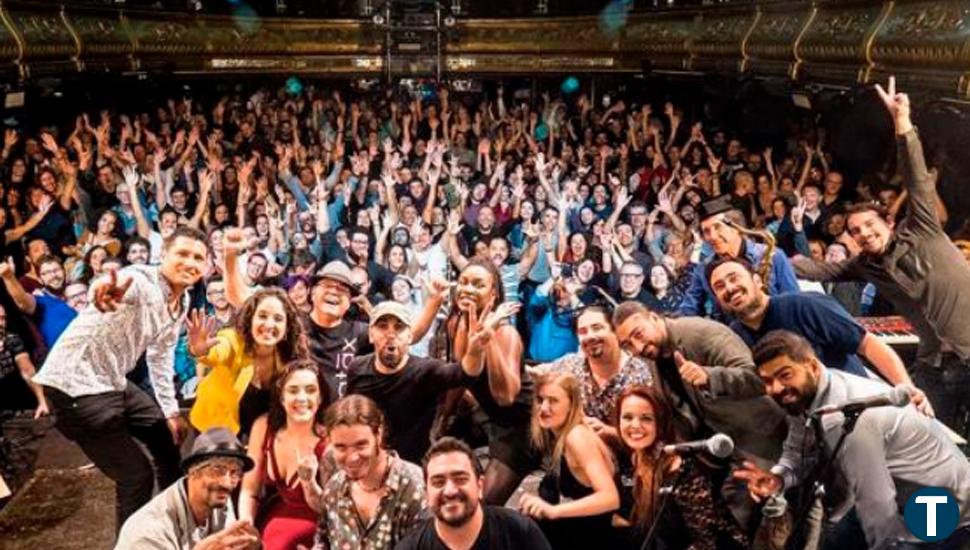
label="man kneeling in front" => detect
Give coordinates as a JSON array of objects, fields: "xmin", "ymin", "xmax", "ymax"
[{"xmin": 115, "ymin": 427, "xmax": 261, "ymax": 550}]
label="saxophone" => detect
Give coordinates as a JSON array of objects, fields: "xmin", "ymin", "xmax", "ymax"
[{"xmin": 724, "ymin": 219, "xmax": 777, "ymax": 292}]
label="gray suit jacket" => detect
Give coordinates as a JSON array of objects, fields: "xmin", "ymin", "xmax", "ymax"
[{"xmin": 660, "ymin": 316, "xmax": 788, "ymax": 465}]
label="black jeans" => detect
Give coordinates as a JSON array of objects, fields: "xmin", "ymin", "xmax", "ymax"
[{"xmin": 44, "ymin": 382, "xmax": 181, "ymax": 531}]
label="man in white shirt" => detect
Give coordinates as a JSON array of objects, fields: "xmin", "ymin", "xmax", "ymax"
[{"xmin": 34, "ymin": 226, "xmax": 209, "ymax": 531}]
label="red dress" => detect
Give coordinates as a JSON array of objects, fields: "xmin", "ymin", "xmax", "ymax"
[{"xmin": 257, "ymin": 429, "xmax": 326, "ymax": 550}]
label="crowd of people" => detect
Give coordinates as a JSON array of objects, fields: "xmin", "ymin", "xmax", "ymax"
[{"xmin": 1, "ymin": 74, "xmax": 969, "ymax": 550}]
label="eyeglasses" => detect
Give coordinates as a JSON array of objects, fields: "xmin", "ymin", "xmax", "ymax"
[
  {"xmin": 206, "ymin": 463, "xmax": 243, "ymax": 481},
  {"xmin": 620, "ymin": 272, "xmax": 644, "ymax": 278}
]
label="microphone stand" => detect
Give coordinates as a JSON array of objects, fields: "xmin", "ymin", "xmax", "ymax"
[
  {"xmin": 788, "ymin": 409, "xmax": 863, "ymax": 548},
  {"xmin": 639, "ymin": 482, "xmax": 674, "ymax": 550},
  {"xmin": 639, "ymin": 456, "xmax": 693, "ymax": 550}
]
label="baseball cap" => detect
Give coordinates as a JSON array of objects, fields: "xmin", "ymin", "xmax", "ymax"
[{"xmin": 369, "ymin": 301, "xmax": 413, "ymax": 328}]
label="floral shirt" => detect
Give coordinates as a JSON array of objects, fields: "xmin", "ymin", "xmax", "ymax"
[
  {"xmin": 536, "ymin": 351, "xmax": 654, "ymax": 422},
  {"xmin": 312, "ymin": 453, "xmax": 427, "ymax": 550}
]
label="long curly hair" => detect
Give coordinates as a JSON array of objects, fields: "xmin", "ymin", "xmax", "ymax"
[
  {"xmin": 233, "ymin": 287, "xmax": 308, "ymax": 364},
  {"xmin": 267, "ymin": 360, "xmax": 328, "ymax": 434},
  {"xmin": 614, "ymin": 385, "xmax": 678, "ymax": 526}
]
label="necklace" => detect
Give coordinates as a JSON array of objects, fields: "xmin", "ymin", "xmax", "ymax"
[{"xmin": 355, "ymin": 454, "xmax": 391, "ymax": 493}]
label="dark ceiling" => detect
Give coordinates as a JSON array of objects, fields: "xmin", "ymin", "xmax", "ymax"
[{"xmin": 53, "ymin": 0, "xmax": 662, "ymax": 18}]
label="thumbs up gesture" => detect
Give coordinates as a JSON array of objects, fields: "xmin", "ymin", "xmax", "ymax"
[{"xmin": 674, "ymin": 350, "xmax": 709, "ymax": 388}]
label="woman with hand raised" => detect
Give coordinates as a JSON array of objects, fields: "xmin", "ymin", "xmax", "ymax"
[
  {"xmin": 239, "ymin": 360, "xmax": 331, "ymax": 550},
  {"xmin": 189, "ymin": 287, "xmax": 309, "ymax": 439}
]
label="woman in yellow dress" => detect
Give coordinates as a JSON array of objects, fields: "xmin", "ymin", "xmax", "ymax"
[{"xmin": 189, "ymin": 287, "xmax": 308, "ymax": 439}]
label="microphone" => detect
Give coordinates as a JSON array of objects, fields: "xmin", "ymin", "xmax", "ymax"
[
  {"xmin": 810, "ymin": 385, "xmax": 911, "ymax": 418},
  {"xmin": 662, "ymin": 433, "xmax": 735, "ymax": 458}
]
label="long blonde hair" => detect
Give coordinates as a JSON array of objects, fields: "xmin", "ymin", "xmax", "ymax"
[{"xmin": 531, "ymin": 373, "xmax": 588, "ymax": 470}]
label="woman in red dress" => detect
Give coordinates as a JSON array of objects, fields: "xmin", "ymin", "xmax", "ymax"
[{"xmin": 239, "ymin": 360, "xmax": 331, "ymax": 550}]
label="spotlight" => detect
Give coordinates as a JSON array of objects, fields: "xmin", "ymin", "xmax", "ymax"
[
  {"xmin": 443, "ymin": 15, "xmax": 456, "ymax": 27},
  {"xmin": 372, "ymin": 13, "xmax": 386, "ymax": 25}
]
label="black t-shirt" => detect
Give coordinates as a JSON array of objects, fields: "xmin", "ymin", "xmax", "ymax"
[
  {"xmin": 347, "ymin": 353, "xmax": 472, "ymax": 463},
  {"xmin": 0, "ymin": 332, "xmax": 35, "ymax": 411},
  {"xmin": 305, "ymin": 316, "xmax": 371, "ymax": 404},
  {"xmin": 394, "ymin": 506, "xmax": 552, "ymax": 550}
]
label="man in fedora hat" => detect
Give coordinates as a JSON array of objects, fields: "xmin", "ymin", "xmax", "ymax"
[{"xmin": 115, "ymin": 427, "xmax": 260, "ymax": 550}]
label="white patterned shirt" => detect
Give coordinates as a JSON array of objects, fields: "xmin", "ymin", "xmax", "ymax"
[
  {"xmin": 34, "ymin": 264, "xmax": 189, "ymax": 417},
  {"xmin": 313, "ymin": 452, "xmax": 427, "ymax": 550}
]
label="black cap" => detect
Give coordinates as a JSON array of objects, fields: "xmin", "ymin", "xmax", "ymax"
[
  {"xmin": 697, "ymin": 194, "xmax": 735, "ymax": 221},
  {"xmin": 181, "ymin": 427, "xmax": 255, "ymax": 473}
]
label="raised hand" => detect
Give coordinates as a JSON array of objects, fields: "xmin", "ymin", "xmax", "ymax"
[
  {"xmin": 0, "ymin": 256, "xmax": 15, "ymax": 279},
  {"xmin": 93, "ymin": 269, "xmax": 133, "ymax": 313},
  {"xmin": 873, "ymin": 76, "xmax": 912, "ymax": 133},
  {"xmin": 466, "ymin": 300, "xmax": 496, "ymax": 353},
  {"xmin": 40, "ymin": 132, "xmax": 60, "ymax": 156},
  {"xmin": 295, "ymin": 446, "xmax": 319, "ymax": 484},
  {"xmin": 4, "ymin": 128, "xmax": 19, "ymax": 151},
  {"xmin": 422, "ymin": 274, "xmax": 455, "ymax": 300},
  {"xmin": 223, "ymin": 227, "xmax": 248, "ymax": 256},
  {"xmin": 446, "ymin": 209, "xmax": 464, "ymax": 236},
  {"xmin": 790, "ymin": 193, "xmax": 806, "ymax": 232},
  {"xmin": 186, "ymin": 309, "xmax": 219, "ymax": 357}
]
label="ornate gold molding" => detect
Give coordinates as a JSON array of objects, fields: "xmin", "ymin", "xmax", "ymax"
[{"xmin": 0, "ymin": 1, "xmax": 966, "ymax": 96}]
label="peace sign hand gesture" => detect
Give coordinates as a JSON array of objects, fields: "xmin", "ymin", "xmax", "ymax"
[
  {"xmin": 93, "ymin": 269, "xmax": 133, "ymax": 313},
  {"xmin": 874, "ymin": 76, "xmax": 912, "ymax": 133},
  {"xmin": 466, "ymin": 300, "xmax": 496, "ymax": 354},
  {"xmin": 187, "ymin": 309, "xmax": 219, "ymax": 358}
]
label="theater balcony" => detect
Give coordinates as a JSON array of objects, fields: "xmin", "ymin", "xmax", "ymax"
[{"xmin": 0, "ymin": 0, "xmax": 966, "ymax": 98}]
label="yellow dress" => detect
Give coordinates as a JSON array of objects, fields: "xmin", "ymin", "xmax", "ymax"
[{"xmin": 189, "ymin": 329, "xmax": 255, "ymax": 435}]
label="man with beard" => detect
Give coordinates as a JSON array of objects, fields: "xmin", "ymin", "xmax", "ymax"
[
  {"xmin": 794, "ymin": 78, "xmax": 970, "ymax": 442},
  {"xmin": 531, "ymin": 306, "xmax": 653, "ymax": 439},
  {"xmin": 613, "ymin": 300, "xmax": 787, "ymax": 527},
  {"xmin": 346, "ymin": 301, "xmax": 496, "ymax": 463},
  {"xmin": 18, "ymin": 237, "xmax": 51, "ymax": 293},
  {"xmin": 706, "ymin": 257, "xmax": 932, "ymax": 415},
  {"xmin": 679, "ymin": 194, "xmax": 799, "ymax": 317},
  {"xmin": 311, "ymin": 394, "xmax": 427, "ymax": 550},
  {"xmin": 115, "ymin": 427, "xmax": 260, "ymax": 550},
  {"xmin": 396, "ymin": 437, "xmax": 552, "ymax": 550},
  {"xmin": 34, "ymin": 226, "xmax": 208, "ymax": 529},
  {"xmin": 124, "ymin": 236, "xmax": 151, "ymax": 265},
  {"xmin": 735, "ymin": 330, "xmax": 970, "ymax": 550},
  {"xmin": 0, "ymin": 256, "xmax": 76, "ymax": 348}
]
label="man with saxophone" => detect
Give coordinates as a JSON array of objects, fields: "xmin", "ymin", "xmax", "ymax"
[
  {"xmin": 706, "ymin": 256, "xmax": 933, "ymax": 415},
  {"xmin": 794, "ymin": 77, "xmax": 970, "ymax": 440},
  {"xmin": 679, "ymin": 193, "xmax": 800, "ymax": 318}
]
